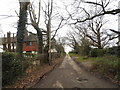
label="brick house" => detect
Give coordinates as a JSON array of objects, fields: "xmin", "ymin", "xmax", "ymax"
[
  {"xmin": 1, "ymin": 30, "xmax": 57, "ymax": 53},
  {"xmin": 23, "ymin": 32, "xmax": 38, "ymax": 53},
  {"xmin": 2, "ymin": 31, "xmax": 38, "ymax": 53}
]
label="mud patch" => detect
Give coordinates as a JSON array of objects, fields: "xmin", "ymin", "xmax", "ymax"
[{"xmin": 77, "ymin": 77, "xmax": 88, "ymax": 83}]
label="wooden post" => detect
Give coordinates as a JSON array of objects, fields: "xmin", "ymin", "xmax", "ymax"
[
  {"xmin": 3, "ymin": 34, "xmax": 7, "ymax": 51},
  {"xmin": 7, "ymin": 32, "xmax": 11, "ymax": 52},
  {"xmin": 12, "ymin": 33, "xmax": 15, "ymax": 52}
]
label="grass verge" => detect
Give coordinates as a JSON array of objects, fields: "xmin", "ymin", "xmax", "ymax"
[{"xmin": 70, "ymin": 53, "xmax": 120, "ymax": 85}]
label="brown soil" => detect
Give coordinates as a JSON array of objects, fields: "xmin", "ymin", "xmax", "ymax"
[{"xmin": 4, "ymin": 57, "xmax": 64, "ymax": 88}]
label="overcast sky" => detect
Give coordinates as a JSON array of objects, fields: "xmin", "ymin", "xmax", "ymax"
[{"xmin": 0, "ymin": 0, "xmax": 119, "ymax": 53}]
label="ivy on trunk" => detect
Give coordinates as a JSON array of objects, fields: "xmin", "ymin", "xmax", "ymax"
[{"xmin": 16, "ymin": 2, "xmax": 29, "ymax": 57}]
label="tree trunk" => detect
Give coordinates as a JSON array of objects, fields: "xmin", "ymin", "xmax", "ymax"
[
  {"xmin": 32, "ymin": 24, "xmax": 43, "ymax": 55},
  {"xmin": 97, "ymin": 30, "xmax": 102, "ymax": 49},
  {"xmin": 36, "ymin": 29, "xmax": 43, "ymax": 64},
  {"xmin": 16, "ymin": 2, "xmax": 29, "ymax": 57},
  {"xmin": 36, "ymin": 29, "xmax": 43, "ymax": 54},
  {"xmin": 47, "ymin": 18, "xmax": 52, "ymax": 65},
  {"xmin": 7, "ymin": 32, "xmax": 11, "ymax": 52}
]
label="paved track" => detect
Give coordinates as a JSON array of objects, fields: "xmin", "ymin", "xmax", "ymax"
[{"xmin": 33, "ymin": 54, "xmax": 118, "ymax": 88}]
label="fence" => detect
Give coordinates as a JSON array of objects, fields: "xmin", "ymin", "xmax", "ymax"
[{"xmin": 2, "ymin": 32, "xmax": 16, "ymax": 52}]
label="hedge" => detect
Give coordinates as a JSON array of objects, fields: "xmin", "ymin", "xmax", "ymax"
[
  {"xmin": 2, "ymin": 52, "xmax": 29, "ymax": 86},
  {"xmin": 89, "ymin": 48, "xmax": 106, "ymax": 57}
]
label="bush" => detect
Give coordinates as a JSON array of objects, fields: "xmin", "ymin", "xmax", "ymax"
[
  {"xmin": 89, "ymin": 48, "xmax": 106, "ymax": 57},
  {"xmin": 37, "ymin": 54, "xmax": 47, "ymax": 64},
  {"xmin": 2, "ymin": 52, "xmax": 21, "ymax": 86},
  {"xmin": 51, "ymin": 52, "xmax": 60, "ymax": 59},
  {"xmin": 117, "ymin": 46, "xmax": 120, "ymax": 58},
  {"xmin": 106, "ymin": 46, "xmax": 120, "ymax": 57},
  {"xmin": 2, "ymin": 52, "xmax": 30, "ymax": 86},
  {"xmin": 76, "ymin": 38, "xmax": 91, "ymax": 56},
  {"xmin": 23, "ymin": 53, "xmax": 37, "ymax": 58},
  {"xmin": 97, "ymin": 49, "xmax": 106, "ymax": 57},
  {"xmin": 91, "ymin": 56, "xmax": 120, "ymax": 81},
  {"xmin": 89, "ymin": 48, "xmax": 98, "ymax": 57},
  {"xmin": 40, "ymin": 53, "xmax": 61, "ymax": 64},
  {"xmin": 79, "ymin": 45, "xmax": 91, "ymax": 56}
]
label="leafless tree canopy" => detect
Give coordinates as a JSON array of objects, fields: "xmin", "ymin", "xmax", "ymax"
[
  {"xmin": 64, "ymin": 0, "xmax": 120, "ymax": 47},
  {"xmin": 65, "ymin": 0, "xmax": 119, "ymax": 24}
]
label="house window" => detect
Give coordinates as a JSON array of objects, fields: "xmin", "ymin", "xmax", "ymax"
[{"xmin": 26, "ymin": 41, "xmax": 32, "ymax": 46}]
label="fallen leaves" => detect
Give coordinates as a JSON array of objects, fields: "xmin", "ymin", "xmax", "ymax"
[{"xmin": 4, "ymin": 58, "xmax": 64, "ymax": 88}]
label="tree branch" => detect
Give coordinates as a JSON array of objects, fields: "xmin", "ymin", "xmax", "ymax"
[
  {"xmin": 51, "ymin": 17, "xmax": 64, "ymax": 40},
  {"xmin": 37, "ymin": 0, "xmax": 41, "ymax": 25}
]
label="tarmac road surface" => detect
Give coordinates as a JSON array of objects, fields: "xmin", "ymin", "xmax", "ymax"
[{"xmin": 33, "ymin": 54, "xmax": 118, "ymax": 88}]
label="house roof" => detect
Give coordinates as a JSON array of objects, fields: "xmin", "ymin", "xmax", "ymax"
[
  {"xmin": 24, "ymin": 32, "xmax": 37, "ymax": 42},
  {"xmin": 2, "ymin": 37, "xmax": 17, "ymax": 44},
  {"xmin": 1, "ymin": 31, "xmax": 37, "ymax": 45}
]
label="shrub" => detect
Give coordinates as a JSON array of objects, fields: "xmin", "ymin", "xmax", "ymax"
[
  {"xmin": 97, "ymin": 49, "xmax": 106, "ymax": 57},
  {"xmin": 91, "ymin": 56, "xmax": 120, "ymax": 81},
  {"xmin": 78, "ymin": 38, "xmax": 91, "ymax": 56},
  {"xmin": 37, "ymin": 54, "xmax": 47, "ymax": 64},
  {"xmin": 117, "ymin": 46, "xmax": 120, "ymax": 58},
  {"xmin": 89, "ymin": 48, "xmax": 98, "ymax": 57},
  {"xmin": 51, "ymin": 52, "xmax": 60, "ymax": 59},
  {"xmin": 106, "ymin": 46, "xmax": 120, "ymax": 57},
  {"xmin": 2, "ymin": 52, "xmax": 30, "ymax": 86},
  {"xmin": 89, "ymin": 48, "xmax": 106, "ymax": 57},
  {"xmin": 40, "ymin": 53, "xmax": 61, "ymax": 64},
  {"xmin": 2, "ymin": 52, "xmax": 22, "ymax": 86},
  {"xmin": 79, "ymin": 45, "xmax": 91, "ymax": 56},
  {"xmin": 23, "ymin": 53, "xmax": 37, "ymax": 58}
]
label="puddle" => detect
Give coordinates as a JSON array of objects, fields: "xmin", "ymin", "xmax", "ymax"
[{"xmin": 77, "ymin": 77, "xmax": 88, "ymax": 83}]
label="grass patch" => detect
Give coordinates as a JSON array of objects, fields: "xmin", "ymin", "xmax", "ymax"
[
  {"xmin": 69, "ymin": 53, "xmax": 120, "ymax": 82},
  {"xmin": 69, "ymin": 53, "xmax": 85, "ymax": 62},
  {"xmin": 91, "ymin": 56, "xmax": 120, "ymax": 81}
]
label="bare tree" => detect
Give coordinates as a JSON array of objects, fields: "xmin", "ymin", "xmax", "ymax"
[
  {"xmin": 46, "ymin": 0, "xmax": 53, "ymax": 65},
  {"xmin": 70, "ymin": 16, "xmax": 111, "ymax": 49},
  {"xmin": 66, "ymin": 0, "xmax": 120, "ymax": 24},
  {"xmin": 66, "ymin": 26, "xmax": 91, "ymax": 55},
  {"xmin": 64, "ymin": 0, "xmax": 119, "ymax": 48},
  {"xmin": 109, "ymin": 29, "xmax": 120, "ymax": 45},
  {"xmin": 66, "ymin": 31, "xmax": 80, "ymax": 54},
  {"xmin": 65, "ymin": 0, "xmax": 120, "ymax": 44},
  {"xmin": 74, "ymin": 16, "xmax": 111, "ymax": 49},
  {"xmin": 86, "ymin": 17, "xmax": 110, "ymax": 49},
  {"xmin": 27, "ymin": 0, "xmax": 65, "ymax": 64},
  {"xmin": 28, "ymin": 1, "xmax": 44, "ymax": 56},
  {"xmin": 42, "ymin": 0, "xmax": 65, "ymax": 64}
]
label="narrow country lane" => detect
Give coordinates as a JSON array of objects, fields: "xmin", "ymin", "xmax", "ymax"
[{"xmin": 33, "ymin": 54, "xmax": 118, "ymax": 88}]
